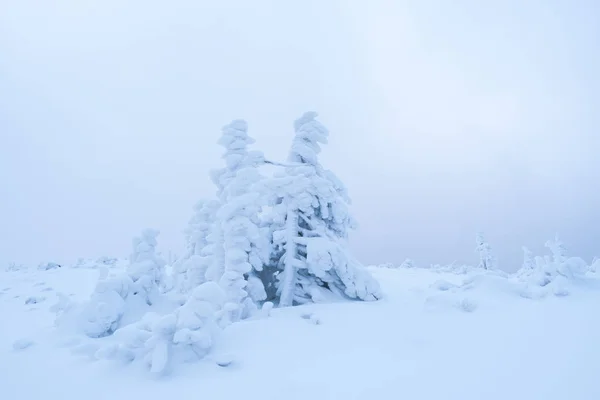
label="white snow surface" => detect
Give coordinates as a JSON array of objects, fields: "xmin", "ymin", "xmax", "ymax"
[{"xmin": 2, "ymin": 264, "xmax": 600, "ymax": 399}]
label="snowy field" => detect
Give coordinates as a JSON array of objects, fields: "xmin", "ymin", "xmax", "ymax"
[{"xmin": 2, "ymin": 263, "xmax": 599, "ymax": 400}]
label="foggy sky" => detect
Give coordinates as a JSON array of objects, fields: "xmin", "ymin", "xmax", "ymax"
[{"xmin": 1, "ymin": 0, "xmax": 599, "ymax": 270}]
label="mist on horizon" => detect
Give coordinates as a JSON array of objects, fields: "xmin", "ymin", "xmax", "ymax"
[{"xmin": 1, "ymin": 0, "xmax": 599, "ymax": 270}]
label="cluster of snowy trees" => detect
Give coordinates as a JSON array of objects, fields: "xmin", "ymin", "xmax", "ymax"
[
  {"xmin": 174, "ymin": 111, "xmax": 381, "ymax": 314},
  {"xmin": 59, "ymin": 112, "xmax": 381, "ymax": 374},
  {"xmin": 381, "ymin": 232, "xmax": 597, "ymax": 287}
]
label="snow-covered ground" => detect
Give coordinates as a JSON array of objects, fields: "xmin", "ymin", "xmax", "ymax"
[{"xmin": 2, "ymin": 264, "xmax": 599, "ymax": 400}]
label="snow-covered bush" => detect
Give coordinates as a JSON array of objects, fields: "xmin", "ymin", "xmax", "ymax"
[
  {"xmin": 62, "ymin": 229, "xmax": 167, "ymax": 338},
  {"xmin": 591, "ymin": 258, "xmax": 600, "ymax": 274},
  {"xmin": 38, "ymin": 262, "xmax": 61, "ymax": 270},
  {"xmin": 374, "ymin": 260, "xmax": 415, "ymax": 269},
  {"xmin": 517, "ymin": 236, "xmax": 593, "ymax": 298},
  {"xmin": 95, "ymin": 282, "xmax": 231, "ymax": 375},
  {"xmin": 6, "ymin": 262, "xmax": 26, "ymax": 272},
  {"xmin": 97, "ymin": 256, "xmax": 118, "ymax": 266},
  {"xmin": 430, "ymin": 262, "xmax": 474, "ymax": 275}
]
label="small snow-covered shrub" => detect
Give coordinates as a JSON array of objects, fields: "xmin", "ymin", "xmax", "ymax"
[
  {"xmin": 6, "ymin": 262, "xmax": 26, "ymax": 272},
  {"xmin": 59, "ymin": 230, "xmax": 167, "ymax": 338},
  {"xmin": 517, "ymin": 236, "xmax": 595, "ymax": 298},
  {"xmin": 430, "ymin": 263, "xmax": 475, "ymax": 275},
  {"xmin": 38, "ymin": 262, "xmax": 61, "ymax": 270},
  {"xmin": 590, "ymin": 258, "xmax": 600, "ymax": 274},
  {"xmin": 97, "ymin": 256, "xmax": 118, "ymax": 266},
  {"xmin": 78, "ymin": 273, "xmax": 143, "ymax": 338},
  {"xmin": 95, "ymin": 282, "xmax": 231, "ymax": 375}
]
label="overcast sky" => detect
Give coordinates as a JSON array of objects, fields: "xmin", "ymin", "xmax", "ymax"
[{"xmin": 1, "ymin": 0, "xmax": 599, "ymax": 270}]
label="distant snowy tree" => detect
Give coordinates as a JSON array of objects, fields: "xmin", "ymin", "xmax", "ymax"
[
  {"xmin": 262, "ymin": 112, "xmax": 381, "ymax": 307},
  {"xmin": 400, "ymin": 258, "xmax": 415, "ymax": 269},
  {"xmin": 545, "ymin": 234, "xmax": 567, "ymax": 264},
  {"xmin": 97, "ymin": 256, "xmax": 118, "ymax": 266},
  {"xmin": 475, "ymin": 232, "xmax": 496, "ymax": 270},
  {"xmin": 6, "ymin": 262, "xmax": 25, "ymax": 271},
  {"xmin": 521, "ymin": 246, "xmax": 534, "ymax": 270},
  {"xmin": 38, "ymin": 262, "xmax": 61, "ymax": 270},
  {"xmin": 591, "ymin": 257, "xmax": 599, "ymax": 274}
]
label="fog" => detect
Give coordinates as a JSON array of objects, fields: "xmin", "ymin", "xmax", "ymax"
[{"xmin": 1, "ymin": 0, "xmax": 599, "ymax": 270}]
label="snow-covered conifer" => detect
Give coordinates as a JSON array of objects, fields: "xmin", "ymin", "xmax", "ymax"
[
  {"xmin": 204, "ymin": 120, "xmax": 266, "ymax": 286},
  {"xmin": 128, "ymin": 229, "xmax": 166, "ymax": 304},
  {"xmin": 522, "ymin": 246, "xmax": 534, "ymax": 270},
  {"xmin": 262, "ymin": 112, "xmax": 381, "ymax": 307},
  {"xmin": 217, "ymin": 189, "xmax": 270, "ymax": 319},
  {"xmin": 475, "ymin": 232, "xmax": 496, "ymax": 270},
  {"xmin": 209, "ymin": 120, "xmax": 264, "ymax": 200},
  {"xmin": 174, "ymin": 200, "xmax": 220, "ymax": 292},
  {"xmin": 187, "ymin": 120, "xmax": 271, "ymax": 319},
  {"xmin": 545, "ymin": 234, "xmax": 567, "ymax": 264}
]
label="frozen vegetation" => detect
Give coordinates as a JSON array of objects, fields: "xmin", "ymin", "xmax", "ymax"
[{"xmin": 2, "ymin": 113, "xmax": 599, "ymax": 399}]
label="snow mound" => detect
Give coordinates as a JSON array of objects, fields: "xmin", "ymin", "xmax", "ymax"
[
  {"xmin": 12, "ymin": 338, "xmax": 35, "ymax": 351},
  {"xmin": 93, "ymin": 282, "xmax": 231, "ymax": 375}
]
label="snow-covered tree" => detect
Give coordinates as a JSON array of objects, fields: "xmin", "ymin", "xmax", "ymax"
[
  {"xmin": 216, "ymin": 175, "xmax": 271, "ymax": 320},
  {"xmin": 400, "ymin": 258, "xmax": 416, "ymax": 269},
  {"xmin": 545, "ymin": 234, "xmax": 567, "ymax": 264},
  {"xmin": 209, "ymin": 119, "xmax": 264, "ymax": 201},
  {"xmin": 173, "ymin": 200, "xmax": 220, "ymax": 293},
  {"xmin": 187, "ymin": 119, "xmax": 271, "ymax": 319},
  {"xmin": 184, "ymin": 200, "xmax": 219, "ymax": 257},
  {"xmin": 475, "ymin": 232, "xmax": 496, "ymax": 270},
  {"xmin": 128, "ymin": 228, "xmax": 166, "ymax": 304},
  {"xmin": 204, "ymin": 120, "xmax": 266, "ymax": 286},
  {"xmin": 522, "ymin": 246, "xmax": 534, "ymax": 270},
  {"xmin": 262, "ymin": 112, "xmax": 381, "ymax": 307}
]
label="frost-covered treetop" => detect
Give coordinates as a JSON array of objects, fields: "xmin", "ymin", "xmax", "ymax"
[
  {"xmin": 131, "ymin": 228, "xmax": 160, "ymax": 263},
  {"xmin": 289, "ymin": 111, "xmax": 329, "ymax": 166},
  {"xmin": 522, "ymin": 246, "xmax": 534, "ymax": 270},
  {"xmin": 217, "ymin": 119, "xmax": 264, "ymax": 169},
  {"xmin": 211, "ymin": 119, "xmax": 265, "ymax": 199},
  {"xmin": 545, "ymin": 234, "xmax": 567, "ymax": 263}
]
